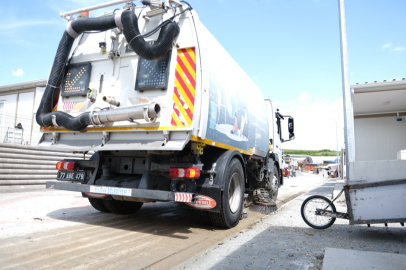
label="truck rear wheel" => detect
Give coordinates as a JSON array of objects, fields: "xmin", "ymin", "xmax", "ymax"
[
  {"xmin": 209, "ymin": 158, "xmax": 244, "ymax": 228},
  {"xmin": 88, "ymin": 198, "xmax": 110, "ymax": 213},
  {"xmin": 190, "ymin": 209, "xmax": 212, "ymax": 225},
  {"xmin": 103, "ymin": 198, "xmax": 143, "ymax": 215}
]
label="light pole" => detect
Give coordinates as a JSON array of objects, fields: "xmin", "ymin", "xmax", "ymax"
[
  {"xmin": 338, "ymin": 0, "xmax": 355, "ymax": 182},
  {"xmin": 327, "ymin": 118, "xmax": 340, "ymax": 178}
]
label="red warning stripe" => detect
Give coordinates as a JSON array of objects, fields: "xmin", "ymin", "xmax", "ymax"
[
  {"xmin": 63, "ymin": 102, "xmax": 75, "ymax": 111},
  {"xmin": 177, "ymin": 54, "xmax": 196, "ymax": 87},
  {"xmin": 175, "ymin": 193, "xmax": 193, "ymax": 203},
  {"xmin": 170, "ymin": 47, "xmax": 196, "ymax": 127},
  {"xmin": 182, "ymin": 47, "xmax": 196, "ymax": 66},
  {"xmin": 174, "ymin": 74, "xmax": 195, "ymax": 108}
]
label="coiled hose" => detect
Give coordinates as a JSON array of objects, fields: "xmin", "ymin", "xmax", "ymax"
[
  {"xmin": 121, "ymin": 10, "xmax": 179, "ymax": 60},
  {"xmin": 36, "ymin": 10, "xmax": 180, "ymax": 131}
]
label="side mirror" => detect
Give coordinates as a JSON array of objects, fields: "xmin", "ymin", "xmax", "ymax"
[{"xmin": 288, "ymin": 117, "xmax": 294, "ymax": 139}]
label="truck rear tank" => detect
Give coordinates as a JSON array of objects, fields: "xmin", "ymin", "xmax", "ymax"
[{"xmin": 40, "ymin": 1, "xmax": 294, "ymax": 228}]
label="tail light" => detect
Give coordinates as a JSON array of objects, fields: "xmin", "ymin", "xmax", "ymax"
[
  {"xmin": 56, "ymin": 161, "xmax": 76, "ymax": 171},
  {"xmin": 169, "ymin": 167, "xmax": 200, "ymax": 179}
]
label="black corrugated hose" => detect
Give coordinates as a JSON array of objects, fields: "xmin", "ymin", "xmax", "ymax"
[
  {"xmin": 121, "ymin": 9, "xmax": 179, "ymax": 61},
  {"xmin": 36, "ymin": 9, "xmax": 180, "ymax": 131}
]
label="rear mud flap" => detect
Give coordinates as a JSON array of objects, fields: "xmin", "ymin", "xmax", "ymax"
[{"xmin": 183, "ymin": 186, "xmax": 222, "ymax": 213}]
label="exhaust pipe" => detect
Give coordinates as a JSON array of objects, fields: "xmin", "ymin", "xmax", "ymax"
[
  {"xmin": 103, "ymin": 96, "xmax": 120, "ymax": 107},
  {"xmin": 89, "ymin": 103, "xmax": 160, "ymax": 126}
]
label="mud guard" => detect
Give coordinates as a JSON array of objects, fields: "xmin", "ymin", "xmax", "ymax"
[
  {"xmin": 206, "ymin": 150, "xmax": 245, "ymax": 188},
  {"xmin": 188, "ymin": 186, "xmax": 222, "ymax": 213},
  {"xmin": 190, "ymin": 150, "xmax": 246, "ymax": 213}
]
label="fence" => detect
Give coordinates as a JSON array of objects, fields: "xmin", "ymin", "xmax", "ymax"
[{"xmin": 0, "ymin": 111, "xmax": 42, "ymax": 145}]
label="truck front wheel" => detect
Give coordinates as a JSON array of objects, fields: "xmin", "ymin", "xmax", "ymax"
[
  {"xmin": 269, "ymin": 165, "xmax": 279, "ymax": 201},
  {"xmin": 209, "ymin": 158, "xmax": 244, "ymax": 228},
  {"xmin": 103, "ymin": 198, "xmax": 143, "ymax": 215}
]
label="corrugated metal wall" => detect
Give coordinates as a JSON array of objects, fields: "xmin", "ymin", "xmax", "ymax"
[
  {"xmin": 0, "ymin": 143, "xmax": 92, "ymax": 192},
  {"xmin": 354, "ymin": 116, "xmax": 406, "ymax": 161}
]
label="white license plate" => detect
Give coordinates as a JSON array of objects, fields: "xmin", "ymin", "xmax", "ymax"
[
  {"xmin": 57, "ymin": 171, "xmax": 86, "ymax": 181},
  {"xmin": 89, "ymin": 186, "xmax": 132, "ymax": 196}
]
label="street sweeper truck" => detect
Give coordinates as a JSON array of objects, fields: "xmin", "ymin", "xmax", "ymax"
[{"xmin": 39, "ymin": 0, "xmax": 295, "ymax": 228}]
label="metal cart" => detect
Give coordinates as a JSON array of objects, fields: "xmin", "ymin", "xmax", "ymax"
[{"xmin": 301, "ymin": 0, "xmax": 406, "ymax": 229}]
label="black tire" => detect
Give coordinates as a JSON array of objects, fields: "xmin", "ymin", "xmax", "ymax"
[
  {"xmin": 103, "ymin": 198, "xmax": 143, "ymax": 215},
  {"xmin": 190, "ymin": 209, "xmax": 212, "ymax": 226},
  {"xmin": 301, "ymin": 195, "xmax": 336, "ymax": 229},
  {"xmin": 88, "ymin": 198, "xmax": 110, "ymax": 213},
  {"xmin": 209, "ymin": 158, "xmax": 244, "ymax": 228}
]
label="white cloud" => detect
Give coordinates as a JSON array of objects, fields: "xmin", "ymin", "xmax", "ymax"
[
  {"xmin": 381, "ymin": 43, "xmax": 405, "ymax": 52},
  {"xmin": 275, "ymin": 93, "xmax": 344, "ymax": 151},
  {"xmin": 381, "ymin": 43, "xmax": 392, "ymax": 50},
  {"xmin": 394, "ymin": 46, "xmax": 406, "ymax": 51},
  {"xmin": 12, "ymin": 68, "xmax": 25, "ymax": 77},
  {"xmin": 0, "ymin": 20, "xmax": 54, "ymax": 30},
  {"xmin": 298, "ymin": 92, "xmax": 309, "ymax": 104}
]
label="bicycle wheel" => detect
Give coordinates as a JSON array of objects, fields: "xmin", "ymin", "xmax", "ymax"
[{"xmin": 301, "ymin": 195, "xmax": 336, "ymax": 229}]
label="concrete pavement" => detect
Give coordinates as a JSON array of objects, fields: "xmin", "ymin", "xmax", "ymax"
[{"xmin": 173, "ymin": 174, "xmax": 406, "ymax": 270}]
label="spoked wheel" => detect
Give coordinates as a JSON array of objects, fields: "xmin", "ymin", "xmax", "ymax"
[{"xmin": 301, "ymin": 195, "xmax": 336, "ymax": 229}]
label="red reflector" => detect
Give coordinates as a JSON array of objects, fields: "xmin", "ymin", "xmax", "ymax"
[
  {"xmin": 56, "ymin": 161, "xmax": 76, "ymax": 171},
  {"xmin": 169, "ymin": 168, "xmax": 200, "ymax": 179}
]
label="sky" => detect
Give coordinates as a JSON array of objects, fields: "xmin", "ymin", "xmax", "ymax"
[{"xmin": 1, "ymin": 0, "xmax": 405, "ymax": 150}]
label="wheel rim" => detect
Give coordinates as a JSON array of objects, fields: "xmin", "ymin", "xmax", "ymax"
[
  {"xmin": 228, "ymin": 172, "xmax": 242, "ymax": 214},
  {"xmin": 270, "ymin": 172, "xmax": 278, "ymax": 199},
  {"xmin": 303, "ymin": 198, "xmax": 334, "ymax": 227}
]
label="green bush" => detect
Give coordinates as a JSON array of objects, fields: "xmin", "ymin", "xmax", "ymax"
[{"xmin": 284, "ymin": 149, "xmax": 340, "ymax": 156}]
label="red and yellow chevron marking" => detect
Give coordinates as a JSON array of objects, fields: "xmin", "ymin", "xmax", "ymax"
[{"xmin": 170, "ymin": 47, "xmax": 196, "ymax": 127}]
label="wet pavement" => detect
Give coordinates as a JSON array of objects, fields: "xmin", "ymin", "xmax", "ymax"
[{"xmin": 0, "ymin": 173, "xmax": 326, "ymax": 269}]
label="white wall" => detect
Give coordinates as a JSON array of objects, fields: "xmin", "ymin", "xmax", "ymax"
[
  {"xmin": 355, "ymin": 116, "xmax": 406, "ymax": 161},
  {"xmin": 0, "ymin": 93, "xmax": 17, "ymax": 116},
  {"xmin": 0, "ymin": 88, "xmax": 45, "ymax": 145},
  {"xmin": 0, "ymin": 93, "xmax": 18, "ymax": 141},
  {"xmin": 16, "ymin": 92, "xmax": 35, "ymax": 144},
  {"xmin": 16, "ymin": 92, "xmax": 34, "ymax": 117},
  {"xmin": 32, "ymin": 87, "xmax": 45, "ymax": 144}
]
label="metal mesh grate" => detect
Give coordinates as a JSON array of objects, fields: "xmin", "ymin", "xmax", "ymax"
[{"xmin": 0, "ymin": 111, "xmax": 42, "ymax": 145}]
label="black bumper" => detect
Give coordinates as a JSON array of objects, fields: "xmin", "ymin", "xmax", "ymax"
[{"xmin": 46, "ymin": 181, "xmax": 194, "ymax": 202}]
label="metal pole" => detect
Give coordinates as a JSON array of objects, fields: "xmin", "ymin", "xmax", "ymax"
[
  {"xmin": 338, "ymin": 0, "xmax": 355, "ymax": 183},
  {"xmin": 334, "ymin": 120, "xmax": 340, "ymax": 178},
  {"xmin": 60, "ymin": 0, "xmax": 132, "ymax": 18}
]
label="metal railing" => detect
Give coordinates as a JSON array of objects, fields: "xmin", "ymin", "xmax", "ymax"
[{"xmin": 0, "ymin": 111, "xmax": 42, "ymax": 145}]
